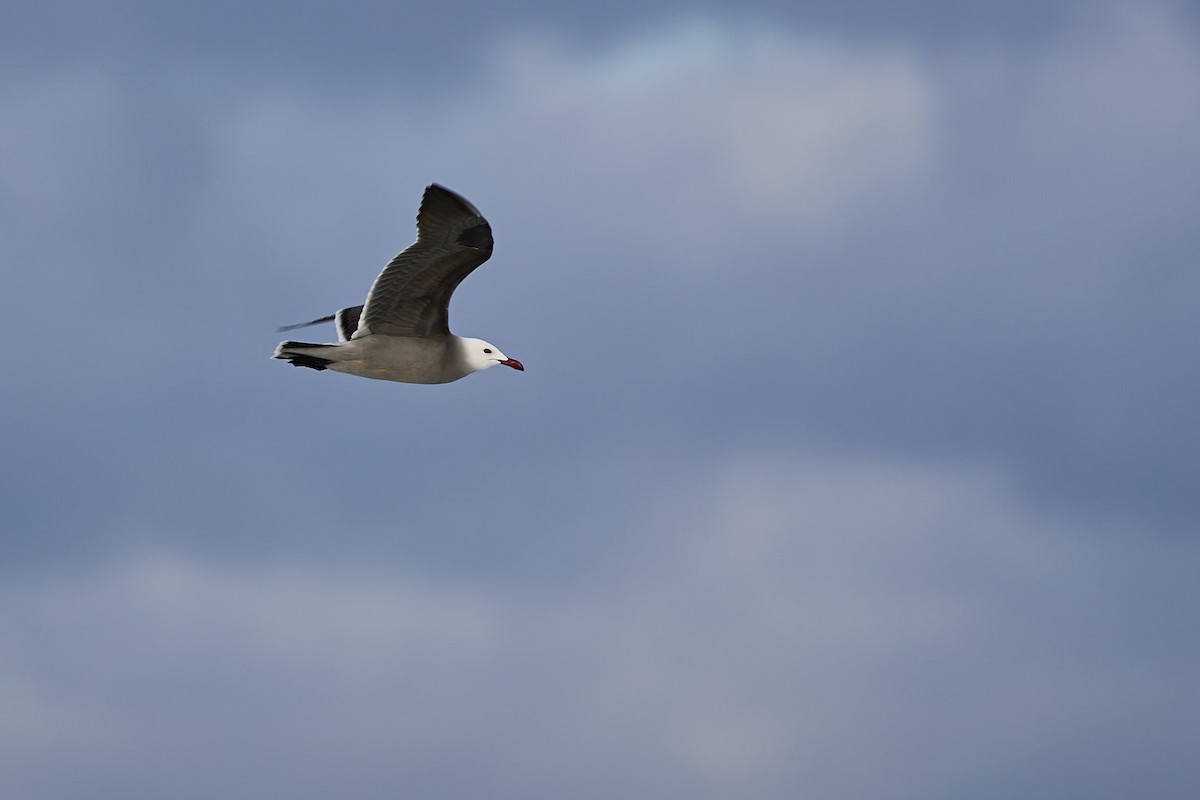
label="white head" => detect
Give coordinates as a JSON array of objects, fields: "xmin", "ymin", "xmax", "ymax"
[{"xmin": 458, "ymin": 336, "xmax": 524, "ymax": 374}]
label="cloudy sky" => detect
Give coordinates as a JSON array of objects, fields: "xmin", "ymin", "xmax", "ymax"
[{"xmin": 3, "ymin": 1, "xmax": 1199, "ymax": 798}]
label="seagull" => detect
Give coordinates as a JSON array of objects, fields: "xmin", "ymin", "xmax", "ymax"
[{"xmin": 273, "ymin": 184, "xmax": 524, "ymax": 384}]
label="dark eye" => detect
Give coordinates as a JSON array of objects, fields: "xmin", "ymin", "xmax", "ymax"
[{"xmin": 483, "ymin": 348, "xmax": 493, "ymax": 354}]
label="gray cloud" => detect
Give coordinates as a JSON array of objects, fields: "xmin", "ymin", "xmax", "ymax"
[
  {"xmin": 2, "ymin": 3, "xmax": 1199, "ymax": 798},
  {"xmin": 4, "ymin": 457, "xmax": 1197, "ymax": 799}
]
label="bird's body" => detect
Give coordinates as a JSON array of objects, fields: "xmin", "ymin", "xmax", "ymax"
[
  {"xmin": 280, "ymin": 334, "xmax": 501, "ymax": 385},
  {"xmin": 273, "ymin": 184, "xmax": 523, "ymax": 384}
]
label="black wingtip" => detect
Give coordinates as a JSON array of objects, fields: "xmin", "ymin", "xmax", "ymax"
[
  {"xmin": 456, "ymin": 222, "xmax": 492, "ymax": 250},
  {"xmin": 277, "ymin": 314, "xmax": 336, "ymax": 333},
  {"xmin": 421, "ymin": 183, "xmax": 486, "ymax": 222}
]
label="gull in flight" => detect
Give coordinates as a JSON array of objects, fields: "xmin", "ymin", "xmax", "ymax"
[{"xmin": 273, "ymin": 184, "xmax": 523, "ymax": 384}]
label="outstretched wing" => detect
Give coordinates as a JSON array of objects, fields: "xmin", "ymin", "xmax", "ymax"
[{"xmin": 356, "ymin": 184, "xmax": 494, "ymax": 339}]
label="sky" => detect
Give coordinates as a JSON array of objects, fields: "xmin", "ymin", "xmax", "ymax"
[{"xmin": 2, "ymin": 1, "xmax": 1199, "ymax": 798}]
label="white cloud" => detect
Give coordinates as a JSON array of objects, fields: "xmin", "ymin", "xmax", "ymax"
[
  {"xmin": 4, "ymin": 452, "xmax": 1194, "ymax": 798},
  {"xmin": 183, "ymin": 18, "xmax": 936, "ymax": 292},
  {"xmin": 478, "ymin": 20, "xmax": 935, "ymax": 229}
]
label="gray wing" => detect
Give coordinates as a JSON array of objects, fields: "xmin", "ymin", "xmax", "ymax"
[{"xmin": 356, "ymin": 184, "xmax": 494, "ymax": 339}]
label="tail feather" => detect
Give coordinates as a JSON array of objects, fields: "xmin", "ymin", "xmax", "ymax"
[{"xmin": 273, "ymin": 341, "xmax": 336, "ymax": 371}]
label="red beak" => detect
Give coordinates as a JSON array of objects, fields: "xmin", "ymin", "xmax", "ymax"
[{"xmin": 500, "ymin": 358, "xmax": 524, "ymax": 371}]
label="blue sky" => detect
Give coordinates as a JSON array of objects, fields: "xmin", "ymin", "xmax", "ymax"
[{"xmin": 2, "ymin": 1, "xmax": 1198, "ymax": 798}]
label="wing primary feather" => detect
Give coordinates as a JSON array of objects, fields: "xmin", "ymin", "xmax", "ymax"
[{"xmin": 277, "ymin": 314, "xmax": 336, "ymax": 333}]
